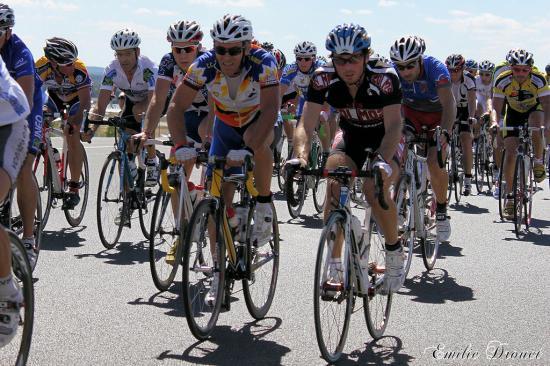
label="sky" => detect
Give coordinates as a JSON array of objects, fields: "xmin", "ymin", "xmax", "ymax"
[{"xmin": 7, "ymin": 0, "xmax": 550, "ymax": 70}]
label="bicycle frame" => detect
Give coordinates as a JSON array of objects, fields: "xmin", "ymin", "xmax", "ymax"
[{"xmin": 35, "ymin": 114, "xmax": 69, "ymax": 195}]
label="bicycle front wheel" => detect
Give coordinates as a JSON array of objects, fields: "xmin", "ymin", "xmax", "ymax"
[
  {"xmin": 420, "ymin": 189, "xmax": 439, "ymax": 270},
  {"xmin": 474, "ymin": 136, "xmax": 485, "ymax": 194},
  {"xmin": 181, "ymin": 198, "xmax": 224, "ymax": 340},
  {"xmin": 285, "ymin": 173, "xmax": 306, "ymax": 219},
  {"xmin": 33, "ymin": 151, "xmax": 53, "ymax": 229},
  {"xmin": 313, "ymin": 152, "xmax": 327, "ymax": 214},
  {"xmin": 498, "ymin": 149, "xmax": 506, "ymax": 220},
  {"xmin": 394, "ymin": 175, "xmax": 414, "ymax": 278},
  {"xmin": 243, "ymin": 202, "xmax": 280, "ymax": 319},
  {"xmin": 64, "ymin": 143, "xmax": 89, "ymax": 227},
  {"xmin": 138, "ymin": 169, "xmax": 159, "ymax": 240},
  {"xmin": 513, "ymin": 155, "xmax": 525, "ymax": 237},
  {"xmin": 0, "ymin": 232, "xmax": 35, "ymax": 366},
  {"xmin": 97, "ymin": 152, "xmax": 125, "ymax": 249},
  {"xmin": 313, "ymin": 211, "xmax": 352, "ymax": 363}
]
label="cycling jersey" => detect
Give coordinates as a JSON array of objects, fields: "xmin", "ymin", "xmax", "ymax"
[
  {"xmin": 1, "ymin": 33, "xmax": 44, "ymax": 153},
  {"xmin": 183, "ymin": 47, "xmax": 279, "ymax": 127},
  {"xmin": 493, "ymin": 69, "xmax": 549, "ymax": 113},
  {"xmin": 475, "ymin": 75, "xmax": 492, "ymax": 113},
  {"xmin": 395, "ymin": 55, "xmax": 451, "ymax": 113},
  {"xmin": 0, "ymin": 57, "xmax": 30, "ymax": 125},
  {"xmin": 100, "ymin": 55, "xmax": 157, "ymax": 103},
  {"xmin": 36, "ymin": 56, "xmax": 91, "ymax": 102},
  {"xmin": 451, "ymin": 71, "xmax": 476, "ymax": 109},
  {"xmin": 158, "ymin": 51, "xmax": 208, "ymax": 113},
  {"xmin": 281, "ymin": 59, "xmax": 325, "ymax": 98}
]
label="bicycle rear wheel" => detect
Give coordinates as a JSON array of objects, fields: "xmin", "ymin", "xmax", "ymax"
[
  {"xmin": 97, "ymin": 152, "xmax": 125, "ymax": 249},
  {"xmin": 0, "ymin": 232, "xmax": 35, "ymax": 366},
  {"xmin": 313, "ymin": 211, "xmax": 352, "ymax": 363},
  {"xmin": 181, "ymin": 198, "xmax": 224, "ymax": 340},
  {"xmin": 149, "ymin": 188, "xmax": 181, "ymax": 291},
  {"xmin": 33, "ymin": 151, "xmax": 53, "ymax": 228},
  {"xmin": 513, "ymin": 156, "xmax": 525, "ymax": 237},
  {"xmin": 64, "ymin": 143, "xmax": 89, "ymax": 227},
  {"xmin": 364, "ymin": 218, "xmax": 393, "ymax": 340},
  {"xmin": 243, "ymin": 202, "xmax": 280, "ymax": 319}
]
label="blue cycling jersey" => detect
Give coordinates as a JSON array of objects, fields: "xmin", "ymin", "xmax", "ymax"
[
  {"xmin": 1, "ymin": 34, "xmax": 43, "ymax": 110},
  {"xmin": 281, "ymin": 59, "xmax": 325, "ymax": 99},
  {"xmin": 394, "ymin": 55, "xmax": 451, "ymax": 113}
]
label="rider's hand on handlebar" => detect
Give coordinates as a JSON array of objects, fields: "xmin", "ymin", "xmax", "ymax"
[
  {"xmin": 285, "ymin": 157, "xmax": 307, "ymax": 170},
  {"xmin": 371, "ymin": 154, "xmax": 392, "ymax": 178},
  {"xmin": 80, "ymin": 128, "xmax": 94, "ymax": 143}
]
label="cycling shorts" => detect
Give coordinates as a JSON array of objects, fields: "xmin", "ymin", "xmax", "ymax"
[
  {"xmin": 403, "ymin": 105, "xmax": 442, "ymax": 145},
  {"xmin": 207, "ymin": 117, "xmax": 251, "ymax": 177},
  {"xmin": 503, "ymin": 103, "xmax": 543, "ymax": 138},
  {"xmin": 184, "ymin": 110, "xmax": 207, "ymax": 144},
  {"xmin": 455, "ymin": 107, "xmax": 471, "ymax": 133},
  {"xmin": 0, "ymin": 119, "xmax": 30, "ymax": 183}
]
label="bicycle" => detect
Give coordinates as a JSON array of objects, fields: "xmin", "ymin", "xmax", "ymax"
[
  {"xmin": 33, "ymin": 109, "xmax": 90, "ymax": 228},
  {"xmin": 446, "ymin": 120, "xmax": 466, "ymax": 204},
  {"xmin": 500, "ymin": 126, "xmax": 543, "ymax": 237},
  {"xmin": 394, "ymin": 126, "xmax": 443, "ymax": 274},
  {"xmin": 0, "ymin": 180, "xmax": 42, "ymax": 272},
  {"xmin": 181, "ymin": 153, "xmax": 280, "ymax": 340},
  {"xmin": 85, "ymin": 113, "xmax": 159, "ymax": 249},
  {"xmin": 0, "ymin": 229, "xmax": 34, "ymax": 366},
  {"xmin": 474, "ymin": 115, "xmax": 496, "ymax": 195},
  {"xmin": 285, "ymin": 133, "xmax": 327, "ymax": 218},
  {"xmin": 305, "ymin": 151, "xmax": 392, "ymax": 363},
  {"xmin": 148, "ymin": 141, "xmax": 208, "ymax": 291}
]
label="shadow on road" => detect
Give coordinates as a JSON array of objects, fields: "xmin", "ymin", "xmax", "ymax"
[
  {"xmin": 436, "ymin": 242, "xmax": 465, "ymax": 258},
  {"xmin": 157, "ymin": 317, "xmax": 289, "ymax": 365},
  {"xmin": 74, "ymin": 240, "xmax": 148, "ymax": 265},
  {"xmin": 340, "ymin": 336, "xmax": 415, "ymax": 365},
  {"xmin": 400, "ymin": 268, "xmax": 475, "ymax": 304},
  {"xmin": 502, "ymin": 217, "xmax": 550, "ymax": 246},
  {"xmin": 285, "ymin": 214, "xmax": 324, "ymax": 229},
  {"xmin": 41, "ymin": 226, "xmax": 87, "ymax": 251},
  {"xmin": 449, "ymin": 202, "xmax": 490, "ymax": 215},
  {"xmin": 128, "ymin": 286, "xmax": 184, "ymax": 317}
]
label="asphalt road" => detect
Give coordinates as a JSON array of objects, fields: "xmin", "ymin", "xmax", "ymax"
[{"xmin": 4, "ymin": 137, "xmax": 549, "ymax": 365}]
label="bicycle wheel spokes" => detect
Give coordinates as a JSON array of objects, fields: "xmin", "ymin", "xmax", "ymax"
[
  {"xmin": 182, "ymin": 199, "xmax": 223, "ymax": 340},
  {"xmin": 513, "ymin": 157, "xmax": 525, "ymax": 237},
  {"xmin": 64, "ymin": 144, "xmax": 89, "ymax": 227},
  {"xmin": 149, "ymin": 189, "xmax": 180, "ymax": 291},
  {"xmin": 243, "ymin": 202, "xmax": 280, "ymax": 319},
  {"xmin": 97, "ymin": 153, "xmax": 124, "ymax": 248},
  {"xmin": 0, "ymin": 233, "xmax": 35, "ymax": 366},
  {"xmin": 313, "ymin": 211, "xmax": 352, "ymax": 363},
  {"xmin": 421, "ymin": 190, "xmax": 439, "ymax": 270},
  {"xmin": 364, "ymin": 219, "xmax": 392, "ymax": 340}
]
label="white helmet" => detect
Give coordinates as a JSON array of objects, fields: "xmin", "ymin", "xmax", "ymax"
[
  {"xmin": 294, "ymin": 41, "xmax": 317, "ymax": 57},
  {"xmin": 110, "ymin": 28, "xmax": 141, "ymax": 51},
  {"xmin": 167, "ymin": 20, "xmax": 203, "ymax": 43},
  {"xmin": 210, "ymin": 14, "xmax": 253, "ymax": 43},
  {"xmin": 0, "ymin": 3, "xmax": 15, "ymax": 28},
  {"xmin": 389, "ymin": 36, "xmax": 423, "ymax": 63}
]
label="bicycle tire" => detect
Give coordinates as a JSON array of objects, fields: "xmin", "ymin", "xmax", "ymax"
[
  {"xmin": 313, "ymin": 211, "xmax": 352, "ymax": 363},
  {"xmin": 498, "ymin": 149, "xmax": 506, "ymax": 221},
  {"xmin": 276, "ymin": 137, "xmax": 289, "ymax": 192},
  {"xmin": 148, "ymin": 188, "xmax": 180, "ymax": 291},
  {"xmin": 420, "ymin": 189, "xmax": 439, "ymax": 270},
  {"xmin": 364, "ymin": 218, "xmax": 393, "ymax": 340},
  {"xmin": 64, "ymin": 144, "xmax": 90, "ymax": 227},
  {"xmin": 394, "ymin": 175, "xmax": 414, "ymax": 278},
  {"xmin": 138, "ymin": 170, "xmax": 158, "ymax": 240},
  {"xmin": 313, "ymin": 151, "xmax": 327, "ymax": 214},
  {"xmin": 243, "ymin": 201, "xmax": 280, "ymax": 319},
  {"xmin": 525, "ymin": 157, "xmax": 533, "ymax": 229},
  {"xmin": 452, "ymin": 137, "xmax": 463, "ymax": 203},
  {"xmin": 33, "ymin": 152, "xmax": 53, "ymax": 229},
  {"xmin": 474, "ymin": 136, "xmax": 485, "ymax": 194},
  {"xmin": 285, "ymin": 172, "xmax": 306, "ymax": 218},
  {"xmin": 513, "ymin": 156, "xmax": 525, "ymax": 237},
  {"xmin": 97, "ymin": 152, "xmax": 125, "ymax": 249},
  {"xmin": 181, "ymin": 198, "xmax": 225, "ymax": 340}
]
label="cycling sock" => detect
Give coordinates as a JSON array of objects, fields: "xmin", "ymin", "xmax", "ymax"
[
  {"xmin": 385, "ymin": 239, "xmax": 401, "ymax": 251},
  {"xmin": 465, "ymin": 174, "xmax": 472, "ymax": 178},
  {"xmin": 69, "ymin": 180, "xmax": 80, "ymax": 193},
  {"xmin": 436, "ymin": 202, "xmax": 447, "ymax": 214},
  {"xmin": 257, "ymin": 193, "xmax": 272, "ymax": 203}
]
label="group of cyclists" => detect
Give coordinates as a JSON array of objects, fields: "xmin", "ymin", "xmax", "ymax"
[{"xmin": 1, "ymin": 2, "xmax": 550, "ymax": 357}]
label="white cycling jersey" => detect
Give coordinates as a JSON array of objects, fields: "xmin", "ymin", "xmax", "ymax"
[
  {"xmin": 0, "ymin": 58, "xmax": 30, "ymax": 126},
  {"xmin": 100, "ymin": 55, "xmax": 158, "ymax": 103},
  {"xmin": 475, "ymin": 75, "xmax": 492, "ymax": 114},
  {"xmin": 451, "ymin": 71, "xmax": 476, "ymax": 108}
]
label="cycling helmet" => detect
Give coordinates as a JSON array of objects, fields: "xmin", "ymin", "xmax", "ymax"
[
  {"xmin": 167, "ymin": 20, "xmax": 203, "ymax": 43},
  {"xmin": 44, "ymin": 37, "xmax": 78, "ymax": 64},
  {"xmin": 445, "ymin": 54, "xmax": 465, "ymax": 68},
  {"xmin": 479, "ymin": 60, "xmax": 495, "ymax": 72},
  {"xmin": 465, "ymin": 59, "xmax": 478, "ymax": 70},
  {"xmin": 370, "ymin": 53, "xmax": 391, "ymax": 66},
  {"xmin": 270, "ymin": 49, "xmax": 286, "ymax": 69},
  {"xmin": 261, "ymin": 41, "xmax": 274, "ymax": 51},
  {"xmin": 210, "ymin": 14, "xmax": 253, "ymax": 43},
  {"xmin": 294, "ymin": 41, "xmax": 317, "ymax": 57},
  {"xmin": 0, "ymin": 3, "xmax": 14, "ymax": 28},
  {"xmin": 316, "ymin": 55, "xmax": 327, "ymax": 63},
  {"xmin": 414, "ymin": 36, "xmax": 426, "ymax": 54},
  {"xmin": 325, "ymin": 24, "xmax": 370, "ymax": 55},
  {"xmin": 508, "ymin": 49, "xmax": 534, "ymax": 66},
  {"xmin": 111, "ymin": 28, "xmax": 141, "ymax": 50},
  {"xmin": 389, "ymin": 36, "xmax": 422, "ymax": 63},
  {"xmin": 546, "ymin": 63, "xmax": 550, "ymax": 74}
]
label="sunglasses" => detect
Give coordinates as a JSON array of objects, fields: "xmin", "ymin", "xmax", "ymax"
[
  {"xmin": 215, "ymin": 46, "xmax": 243, "ymax": 56},
  {"xmin": 448, "ymin": 67, "xmax": 463, "ymax": 73},
  {"xmin": 396, "ymin": 61, "xmax": 418, "ymax": 71},
  {"xmin": 480, "ymin": 72, "xmax": 492, "ymax": 77},
  {"xmin": 296, "ymin": 57, "xmax": 312, "ymax": 62},
  {"xmin": 115, "ymin": 50, "xmax": 136, "ymax": 58},
  {"xmin": 173, "ymin": 45, "xmax": 197, "ymax": 54},
  {"xmin": 512, "ymin": 66, "xmax": 531, "ymax": 74},
  {"xmin": 332, "ymin": 55, "xmax": 363, "ymax": 66}
]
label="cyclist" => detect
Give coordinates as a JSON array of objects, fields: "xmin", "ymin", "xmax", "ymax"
[
  {"xmin": 493, "ymin": 49, "xmax": 550, "ymax": 219},
  {"xmin": 36, "ymin": 37, "xmax": 92, "ymax": 209},
  {"xmin": 465, "ymin": 59, "xmax": 478, "ymax": 76},
  {"xmin": 280, "ymin": 41, "xmax": 330, "ymax": 160},
  {"xmin": 269, "ymin": 48, "xmax": 288, "ymax": 161},
  {"xmin": 390, "ymin": 35, "xmax": 455, "ymax": 242},
  {"xmin": 446, "ymin": 54, "xmax": 477, "ymax": 196},
  {"xmin": 289, "ymin": 24, "xmax": 405, "ymax": 293},
  {"xmin": 0, "ymin": 3, "xmax": 43, "ymax": 265},
  {"xmin": 0, "ymin": 57, "xmax": 30, "ymax": 348},
  {"xmin": 141, "ymin": 20, "xmax": 208, "ymax": 188},
  {"xmin": 167, "ymin": 14, "xmax": 280, "ymax": 303}
]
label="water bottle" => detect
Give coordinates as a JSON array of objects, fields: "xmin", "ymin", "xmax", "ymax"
[
  {"xmin": 187, "ymin": 181, "xmax": 198, "ymax": 208},
  {"xmin": 227, "ymin": 207, "xmax": 239, "ymax": 239},
  {"xmin": 235, "ymin": 206, "xmax": 249, "ymax": 242}
]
